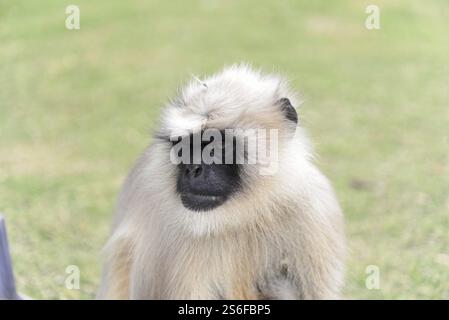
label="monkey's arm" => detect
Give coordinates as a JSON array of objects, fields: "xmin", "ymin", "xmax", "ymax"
[
  {"xmin": 261, "ymin": 169, "xmax": 346, "ymax": 300},
  {"xmin": 97, "ymin": 152, "xmax": 152, "ymax": 299},
  {"xmin": 290, "ymin": 222, "xmax": 345, "ymax": 300},
  {"xmin": 290, "ymin": 178, "xmax": 346, "ymax": 299},
  {"xmin": 97, "ymin": 231, "xmax": 133, "ymax": 299},
  {"xmin": 260, "ymin": 220, "xmax": 344, "ymax": 300}
]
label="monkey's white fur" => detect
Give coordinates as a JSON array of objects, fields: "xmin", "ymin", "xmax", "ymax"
[{"xmin": 98, "ymin": 65, "xmax": 345, "ymax": 299}]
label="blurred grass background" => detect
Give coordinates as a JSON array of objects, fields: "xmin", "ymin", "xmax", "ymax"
[{"xmin": 1, "ymin": 0, "xmax": 448, "ymax": 299}]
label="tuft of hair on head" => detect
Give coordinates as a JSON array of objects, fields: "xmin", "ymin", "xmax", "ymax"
[{"xmin": 190, "ymin": 74, "xmax": 208, "ymax": 89}]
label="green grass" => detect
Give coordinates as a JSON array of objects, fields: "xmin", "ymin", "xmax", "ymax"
[{"xmin": 1, "ymin": 0, "xmax": 448, "ymax": 299}]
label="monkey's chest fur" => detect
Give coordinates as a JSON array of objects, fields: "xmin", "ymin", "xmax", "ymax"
[{"xmin": 131, "ymin": 229, "xmax": 298, "ymax": 300}]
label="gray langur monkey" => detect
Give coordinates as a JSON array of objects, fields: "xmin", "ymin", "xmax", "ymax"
[{"xmin": 97, "ymin": 65, "xmax": 346, "ymax": 300}]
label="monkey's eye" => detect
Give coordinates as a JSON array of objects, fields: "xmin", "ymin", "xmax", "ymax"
[
  {"xmin": 168, "ymin": 136, "xmax": 185, "ymax": 158},
  {"xmin": 170, "ymin": 136, "xmax": 183, "ymax": 146}
]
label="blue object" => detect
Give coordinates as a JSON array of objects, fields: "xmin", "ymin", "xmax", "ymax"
[{"xmin": 0, "ymin": 215, "xmax": 19, "ymax": 300}]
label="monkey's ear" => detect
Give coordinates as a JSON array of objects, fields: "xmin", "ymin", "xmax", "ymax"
[{"xmin": 278, "ymin": 98, "xmax": 298, "ymax": 125}]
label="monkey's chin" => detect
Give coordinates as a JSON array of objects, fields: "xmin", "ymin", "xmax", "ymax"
[{"xmin": 180, "ymin": 193, "xmax": 227, "ymax": 212}]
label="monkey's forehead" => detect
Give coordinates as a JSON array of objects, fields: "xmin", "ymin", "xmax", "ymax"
[
  {"xmin": 158, "ymin": 102, "xmax": 287, "ymax": 139},
  {"xmin": 156, "ymin": 65, "xmax": 298, "ymax": 137}
]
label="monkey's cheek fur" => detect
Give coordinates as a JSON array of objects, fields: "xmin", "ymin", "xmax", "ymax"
[{"xmin": 180, "ymin": 193, "xmax": 227, "ymax": 212}]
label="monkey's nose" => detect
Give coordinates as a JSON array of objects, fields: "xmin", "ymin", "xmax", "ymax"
[{"xmin": 184, "ymin": 164, "xmax": 203, "ymax": 178}]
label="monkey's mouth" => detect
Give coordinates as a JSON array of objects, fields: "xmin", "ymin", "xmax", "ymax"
[{"xmin": 180, "ymin": 193, "xmax": 227, "ymax": 212}]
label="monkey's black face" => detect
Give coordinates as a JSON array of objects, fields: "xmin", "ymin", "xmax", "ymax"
[
  {"xmin": 171, "ymin": 97, "xmax": 297, "ymax": 212},
  {"xmin": 176, "ymin": 163, "xmax": 240, "ymax": 211},
  {"xmin": 174, "ymin": 131, "xmax": 241, "ymax": 212}
]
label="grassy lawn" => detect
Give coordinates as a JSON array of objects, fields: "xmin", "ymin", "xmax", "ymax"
[{"xmin": 1, "ymin": 0, "xmax": 448, "ymax": 299}]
